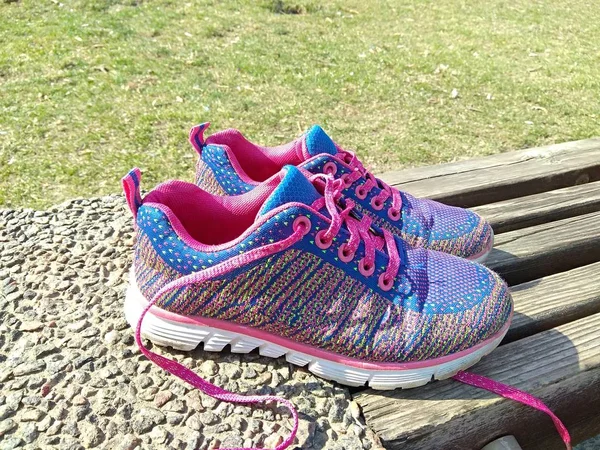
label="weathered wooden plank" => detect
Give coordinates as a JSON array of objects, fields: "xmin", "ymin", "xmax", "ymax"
[
  {"xmin": 486, "ymin": 210, "xmax": 600, "ymax": 286},
  {"xmin": 355, "ymin": 313, "xmax": 600, "ymax": 450},
  {"xmin": 506, "ymin": 261, "xmax": 600, "ymax": 343},
  {"xmin": 471, "ymin": 181, "xmax": 600, "ymax": 234},
  {"xmin": 382, "ymin": 138, "xmax": 600, "ymax": 185},
  {"xmin": 378, "ymin": 138, "xmax": 600, "ymax": 207}
]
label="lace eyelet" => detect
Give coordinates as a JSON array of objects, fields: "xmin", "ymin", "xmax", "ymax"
[
  {"xmin": 340, "ymin": 173, "xmax": 353, "ymax": 188},
  {"xmin": 293, "ymin": 216, "xmax": 311, "ymax": 236},
  {"xmin": 315, "ymin": 230, "xmax": 333, "ymax": 249},
  {"xmin": 378, "ymin": 273, "xmax": 394, "ymax": 291},
  {"xmin": 355, "ymin": 185, "xmax": 368, "ymax": 200},
  {"xmin": 370, "ymin": 197, "xmax": 384, "ymax": 211},
  {"xmin": 323, "ymin": 162, "xmax": 337, "ymax": 176},
  {"xmin": 358, "ymin": 258, "xmax": 375, "ymax": 277},
  {"xmin": 338, "ymin": 243, "xmax": 355, "ymax": 262},
  {"xmin": 387, "ymin": 208, "xmax": 401, "ymax": 221}
]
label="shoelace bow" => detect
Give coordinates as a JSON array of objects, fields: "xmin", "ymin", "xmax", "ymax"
[
  {"xmin": 134, "ymin": 176, "xmax": 571, "ymax": 450},
  {"xmin": 335, "ymin": 150, "xmax": 403, "ymax": 216}
]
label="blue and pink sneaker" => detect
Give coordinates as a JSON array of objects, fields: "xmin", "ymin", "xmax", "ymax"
[
  {"xmin": 123, "ymin": 164, "xmax": 511, "ymax": 387},
  {"xmin": 191, "ymin": 123, "xmax": 494, "ymax": 263},
  {"xmin": 122, "ymin": 166, "xmax": 574, "ymax": 450}
]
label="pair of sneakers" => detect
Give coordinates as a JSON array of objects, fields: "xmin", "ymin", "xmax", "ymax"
[{"xmin": 122, "ymin": 124, "xmax": 568, "ymax": 450}]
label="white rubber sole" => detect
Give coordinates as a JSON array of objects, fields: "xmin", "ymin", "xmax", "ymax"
[{"xmin": 125, "ymin": 274, "xmax": 508, "ymax": 390}]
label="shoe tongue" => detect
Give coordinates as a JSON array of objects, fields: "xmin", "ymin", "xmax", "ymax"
[
  {"xmin": 257, "ymin": 166, "xmax": 321, "ymax": 217},
  {"xmin": 296, "ymin": 125, "xmax": 337, "ymax": 160}
]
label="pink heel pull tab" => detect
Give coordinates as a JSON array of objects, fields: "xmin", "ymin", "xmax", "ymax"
[
  {"xmin": 136, "ymin": 231, "xmax": 303, "ymax": 450},
  {"xmin": 121, "ymin": 168, "xmax": 142, "ymax": 219},
  {"xmin": 189, "ymin": 122, "xmax": 211, "ymax": 154},
  {"xmin": 453, "ymin": 371, "xmax": 572, "ymax": 450}
]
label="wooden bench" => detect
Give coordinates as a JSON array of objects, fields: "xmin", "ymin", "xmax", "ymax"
[{"xmin": 355, "ymin": 138, "xmax": 600, "ymax": 450}]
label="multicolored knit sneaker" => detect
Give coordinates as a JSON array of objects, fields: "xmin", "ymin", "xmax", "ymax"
[
  {"xmin": 122, "ymin": 166, "xmax": 574, "ymax": 450},
  {"xmin": 191, "ymin": 123, "xmax": 494, "ymax": 263},
  {"xmin": 123, "ymin": 164, "xmax": 511, "ymax": 388}
]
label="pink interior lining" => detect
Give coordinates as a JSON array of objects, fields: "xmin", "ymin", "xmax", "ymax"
[
  {"xmin": 143, "ymin": 177, "xmax": 280, "ymax": 245},
  {"xmin": 206, "ymin": 129, "xmax": 302, "ymax": 182}
]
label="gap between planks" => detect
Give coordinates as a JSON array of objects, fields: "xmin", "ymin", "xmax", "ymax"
[
  {"xmin": 505, "ymin": 261, "xmax": 600, "ymax": 343},
  {"xmin": 472, "ymin": 180, "xmax": 600, "ymax": 234},
  {"xmin": 486, "ymin": 210, "xmax": 600, "ymax": 285}
]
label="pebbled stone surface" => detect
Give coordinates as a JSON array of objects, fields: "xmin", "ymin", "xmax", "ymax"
[{"xmin": 0, "ymin": 196, "xmax": 382, "ymax": 450}]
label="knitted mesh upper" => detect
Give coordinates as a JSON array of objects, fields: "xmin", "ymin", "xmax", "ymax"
[
  {"xmin": 258, "ymin": 166, "xmax": 321, "ymax": 217},
  {"xmin": 134, "ymin": 188, "xmax": 512, "ymax": 364}
]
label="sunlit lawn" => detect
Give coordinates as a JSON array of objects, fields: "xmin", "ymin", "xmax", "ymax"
[{"xmin": 1, "ymin": 0, "xmax": 599, "ymax": 207}]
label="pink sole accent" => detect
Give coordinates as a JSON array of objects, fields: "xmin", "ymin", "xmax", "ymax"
[{"xmin": 135, "ymin": 293, "xmax": 512, "ymax": 372}]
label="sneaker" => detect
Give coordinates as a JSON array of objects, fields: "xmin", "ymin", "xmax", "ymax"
[
  {"xmin": 191, "ymin": 122, "xmax": 494, "ymax": 263},
  {"xmin": 121, "ymin": 167, "xmax": 575, "ymax": 450},
  {"xmin": 122, "ymin": 165, "xmax": 512, "ymax": 391}
]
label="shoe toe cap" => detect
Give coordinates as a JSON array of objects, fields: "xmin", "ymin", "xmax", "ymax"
[
  {"xmin": 401, "ymin": 195, "xmax": 494, "ymax": 259},
  {"xmin": 396, "ymin": 249, "xmax": 513, "ymax": 361}
]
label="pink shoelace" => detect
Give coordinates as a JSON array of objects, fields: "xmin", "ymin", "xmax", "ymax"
[
  {"xmin": 134, "ymin": 175, "xmax": 571, "ymax": 450},
  {"xmin": 326, "ymin": 150, "xmax": 403, "ymax": 220},
  {"xmin": 310, "ymin": 174, "xmax": 402, "ymax": 289},
  {"xmin": 454, "ymin": 371, "xmax": 572, "ymax": 449}
]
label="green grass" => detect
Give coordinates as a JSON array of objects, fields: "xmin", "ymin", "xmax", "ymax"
[{"xmin": 1, "ymin": 0, "xmax": 599, "ymax": 208}]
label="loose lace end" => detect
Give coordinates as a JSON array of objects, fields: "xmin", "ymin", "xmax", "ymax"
[{"xmin": 453, "ymin": 370, "xmax": 571, "ymax": 450}]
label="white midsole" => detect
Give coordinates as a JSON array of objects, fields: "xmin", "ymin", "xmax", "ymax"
[{"xmin": 125, "ymin": 268, "xmax": 507, "ymax": 390}]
